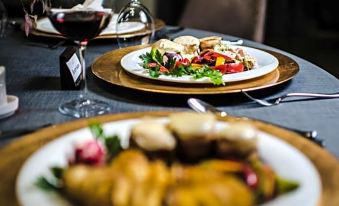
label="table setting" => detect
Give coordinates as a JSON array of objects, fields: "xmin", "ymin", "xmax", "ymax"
[{"xmin": 0, "ymin": 0, "xmax": 339, "ymax": 205}]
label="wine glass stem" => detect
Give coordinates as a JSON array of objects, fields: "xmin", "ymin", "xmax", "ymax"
[{"xmin": 79, "ymin": 43, "xmax": 87, "ymax": 98}]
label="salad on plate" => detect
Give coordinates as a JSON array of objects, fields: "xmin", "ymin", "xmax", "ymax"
[{"xmin": 139, "ymin": 36, "xmax": 257, "ymax": 85}]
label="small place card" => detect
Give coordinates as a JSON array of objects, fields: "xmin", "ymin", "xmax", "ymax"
[
  {"xmin": 66, "ymin": 53, "xmax": 82, "ymax": 83},
  {"xmin": 59, "ymin": 47, "xmax": 83, "ymax": 90}
]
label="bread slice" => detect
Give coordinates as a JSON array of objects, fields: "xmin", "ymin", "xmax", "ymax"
[
  {"xmin": 151, "ymin": 39, "xmax": 185, "ymax": 55},
  {"xmin": 173, "ymin": 36, "xmax": 200, "ymax": 60},
  {"xmin": 200, "ymin": 36, "xmax": 222, "ymax": 50}
]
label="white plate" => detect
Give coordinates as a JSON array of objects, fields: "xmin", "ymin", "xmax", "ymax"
[
  {"xmin": 121, "ymin": 47, "xmax": 279, "ymax": 84},
  {"xmin": 16, "ymin": 118, "xmax": 321, "ymax": 206},
  {"xmin": 36, "ymin": 14, "xmax": 145, "ymax": 36}
]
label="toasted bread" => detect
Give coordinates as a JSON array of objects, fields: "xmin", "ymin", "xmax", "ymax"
[
  {"xmin": 200, "ymin": 36, "xmax": 222, "ymax": 50},
  {"xmin": 151, "ymin": 39, "xmax": 184, "ymax": 55}
]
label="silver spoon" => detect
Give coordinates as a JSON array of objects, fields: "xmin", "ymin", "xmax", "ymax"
[{"xmin": 187, "ymin": 98, "xmax": 324, "ymax": 146}]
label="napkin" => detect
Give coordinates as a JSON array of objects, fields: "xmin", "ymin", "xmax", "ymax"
[{"xmin": 72, "ymin": 0, "xmax": 104, "ymax": 11}]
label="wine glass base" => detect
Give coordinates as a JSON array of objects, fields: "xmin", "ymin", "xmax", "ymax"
[{"xmin": 59, "ymin": 98, "xmax": 112, "ymax": 118}]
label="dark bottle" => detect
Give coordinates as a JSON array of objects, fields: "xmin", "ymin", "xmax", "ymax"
[{"xmin": 59, "ymin": 46, "xmax": 83, "ymax": 90}]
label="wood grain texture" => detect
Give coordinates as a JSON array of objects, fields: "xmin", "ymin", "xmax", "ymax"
[
  {"xmin": 0, "ymin": 112, "xmax": 338, "ymax": 206},
  {"xmin": 91, "ymin": 45, "xmax": 299, "ymax": 94}
]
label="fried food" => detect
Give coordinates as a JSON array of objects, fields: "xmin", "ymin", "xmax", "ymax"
[
  {"xmin": 63, "ymin": 150, "xmax": 254, "ymax": 206},
  {"xmin": 59, "ymin": 112, "xmax": 297, "ymax": 206},
  {"xmin": 130, "ymin": 120, "xmax": 176, "ymax": 152},
  {"xmin": 168, "ymin": 112, "xmax": 216, "ymax": 160},
  {"xmin": 214, "ymin": 123, "xmax": 258, "ymax": 157},
  {"xmin": 63, "ymin": 165, "xmax": 115, "ymax": 206}
]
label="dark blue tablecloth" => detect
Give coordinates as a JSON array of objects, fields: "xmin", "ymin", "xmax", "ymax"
[{"xmin": 0, "ymin": 25, "xmax": 339, "ymax": 157}]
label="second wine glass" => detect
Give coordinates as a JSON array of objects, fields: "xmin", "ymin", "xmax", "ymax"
[
  {"xmin": 116, "ymin": 0, "xmax": 155, "ymax": 48},
  {"xmin": 47, "ymin": 0, "xmax": 114, "ymax": 118}
]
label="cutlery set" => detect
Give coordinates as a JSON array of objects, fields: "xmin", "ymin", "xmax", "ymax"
[
  {"xmin": 241, "ymin": 90, "xmax": 339, "ymax": 106},
  {"xmin": 187, "ymin": 97, "xmax": 324, "ymax": 146}
]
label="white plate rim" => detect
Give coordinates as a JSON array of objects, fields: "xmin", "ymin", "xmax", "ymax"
[
  {"xmin": 16, "ymin": 118, "xmax": 321, "ymax": 206},
  {"xmin": 35, "ymin": 15, "xmax": 145, "ymax": 36},
  {"xmin": 120, "ymin": 46, "xmax": 279, "ymax": 84}
]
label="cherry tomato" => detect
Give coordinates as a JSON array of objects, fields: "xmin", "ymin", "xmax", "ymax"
[{"xmin": 214, "ymin": 63, "xmax": 244, "ymax": 74}]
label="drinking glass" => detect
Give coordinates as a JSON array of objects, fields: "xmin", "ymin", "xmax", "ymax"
[
  {"xmin": 0, "ymin": 66, "xmax": 6, "ymax": 105},
  {"xmin": 116, "ymin": 0, "xmax": 155, "ymax": 48},
  {"xmin": 0, "ymin": 0, "xmax": 7, "ymax": 38},
  {"xmin": 46, "ymin": 0, "xmax": 114, "ymax": 118}
]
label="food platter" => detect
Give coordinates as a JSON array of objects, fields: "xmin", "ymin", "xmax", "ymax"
[
  {"xmin": 0, "ymin": 112, "xmax": 338, "ymax": 206},
  {"xmin": 16, "ymin": 115, "xmax": 319, "ymax": 206},
  {"xmin": 31, "ymin": 17, "xmax": 165, "ymax": 40},
  {"xmin": 120, "ymin": 46, "xmax": 279, "ymax": 84},
  {"xmin": 92, "ymin": 45, "xmax": 299, "ymax": 94}
]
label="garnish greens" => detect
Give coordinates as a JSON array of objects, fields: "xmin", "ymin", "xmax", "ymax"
[
  {"xmin": 151, "ymin": 47, "xmax": 163, "ymax": 65},
  {"xmin": 139, "ymin": 49, "xmax": 224, "ymax": 85},
  {"xmin": 89, "ymin": 123, "xmax": 122, "ymax": 158},
  {"xmin": 35, "ymin": 167, "xmax": 64, "ymax": 192},
  {"xmin": 276, "ymin": 176, "xmax": 299, "ymax": 193}
]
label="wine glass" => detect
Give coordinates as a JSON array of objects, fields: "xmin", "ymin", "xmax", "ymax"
[
  {"xmin": 46, "ymin": 0, "xmax": 114, "ymax": 118},
  {"xmin": 116, "ymin": 0, "xmax": 155, "ymax": 48}
]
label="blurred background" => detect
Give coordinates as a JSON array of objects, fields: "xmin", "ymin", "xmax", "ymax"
[{"xmin": 2, "ymin": 0, "xmax": 339, "ymax": 78}]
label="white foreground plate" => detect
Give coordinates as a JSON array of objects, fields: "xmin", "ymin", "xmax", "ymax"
[
  {"xmin": 36, "ymin": 14, "xmax": 145, "ymax": 36},
  {"xmin": 16, "ymin": 118, "xmax": 321, "ymax": 206},
  {"xmin": 120, "ymin": 47, "xmax": 279, "ymax": 84}
]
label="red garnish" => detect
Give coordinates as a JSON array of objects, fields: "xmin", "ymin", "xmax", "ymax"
[
  {"xmin": 147, "ymin": 63, "xmax": 157, "ymax": 68},
  {"xmin": 202, "ymin": 51, "xmax": 233, "ymax": 61},
  {"xmin": 214, "ymin": 63, "xmax": 244, "ymax": 74},
  {"xmin": 176, "ymin": 58, "xmax": 190, "ymax": 67},
  {"xmin": 191, "ymin": 56, "xmax": 203, "ymax": 64},
  {"xmin": 160, "ymin": 66, "xmax": 169, "ymax": 73},
  {"xmin": 243, "ymin": 165, "xmax": 259, "ymax": 189},
  {"xmin": 70, "ymin": 140, "xmax": 106, "ymax": 166}
]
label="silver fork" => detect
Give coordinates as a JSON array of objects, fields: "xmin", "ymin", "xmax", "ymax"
[{"xmin": 242, "ymin": 90, "xmax": 339, "ymax": 106}]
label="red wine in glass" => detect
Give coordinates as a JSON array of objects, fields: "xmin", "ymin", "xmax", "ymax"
[
  {"xmin": 49, "ymin": 10, "xmax": 112, "ymax": 43},
  {"xmin": 47, "ymin": 9, "xmax": 113, "ymax": 118}
]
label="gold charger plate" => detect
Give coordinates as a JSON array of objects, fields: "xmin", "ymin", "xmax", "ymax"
[
  {"xmin": 91, "ymin": 45, "xmax": 299, "ymax": 94},
  {"xmin": 0, "ymin": 112, "xmax": 338, "ymax": 206},
  {"xmin": 30, "ymin": 18, "xmax": 165, "ymax": 40}
]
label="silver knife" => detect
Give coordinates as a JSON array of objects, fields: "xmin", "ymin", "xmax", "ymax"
[{"xmin": 187, "ymin": 98, "xmax": 324, "ymax": 147}]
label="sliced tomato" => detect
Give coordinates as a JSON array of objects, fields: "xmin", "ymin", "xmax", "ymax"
[
  {"xmin": 159, "ymin": 66, "xmax": 169, "ymax": 73},
  {"xmin": 191, "ymin": 56, "xmax": 203, "ymax": 64},
  {"xmin": 175, "ymin": 58, "xmax": 190, "ymax": 67},
  {"xmin": 214, "ymin": 63, "xmax": 244, "ymax": 74},
  {"xmin": 147, "ymin": 62, "xmax": 158, "ymax": 68},
  {"xmin": 202, "ymin": 51, "xmax": 233, "ymax": 61}
]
